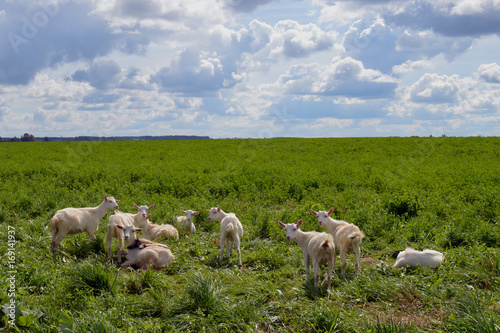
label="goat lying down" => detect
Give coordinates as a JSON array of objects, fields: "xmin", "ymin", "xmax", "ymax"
[
  {"xmin": 117, "ymin": 225, "xmax": 175, "ymax": 270},
  {"xmin": 394, "ymin": 244, "xmax": 444, "ymax": 269},
  {"xmin": 123, "ymin": 239, "xmax": 175, "ymax": 270}
]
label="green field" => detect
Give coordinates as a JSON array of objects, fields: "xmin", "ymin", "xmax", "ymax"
[{"xmin": 1, "ymin": 137, "xmax": 499, "ymax": 332}]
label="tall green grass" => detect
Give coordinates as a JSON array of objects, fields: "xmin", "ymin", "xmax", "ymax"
[{"xmin": 0, "ymin": 137, "xmax": 499, "ymax": 332}]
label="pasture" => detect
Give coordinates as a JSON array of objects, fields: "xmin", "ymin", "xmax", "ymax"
[{"xmin": 0, "ymin": 137, "xmax": 499, "ymax": 332}]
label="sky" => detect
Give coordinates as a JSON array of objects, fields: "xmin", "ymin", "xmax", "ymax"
[{"xmin": 1, "ymin": 0, "xmax": 500, "ymax": 139}]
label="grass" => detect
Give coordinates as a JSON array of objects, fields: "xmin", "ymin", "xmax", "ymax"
[
  {"xmin": 0, "ymin": 137, "xmax": 499, "ymax": 332},
  {"xmin": 447, "ymin": 293, "xmax": 500, "ymax": 333},
  {"xmin": 67, "ymin": 260, "xmax": 119, "ymax": 296}
]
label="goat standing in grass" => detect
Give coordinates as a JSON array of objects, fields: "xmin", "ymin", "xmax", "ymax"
[
  {"xmin": 311, "ymin": 208, "xmax": 365, "ymax": 277},
  {"xmin": 207, "ymin": 207, "xmax": 243, "ymax": 267},
  {"xmin": 279, "ymin": 220, "xmax": 335, "ymax": 290},
  {"xmin": 50, "ymin": 195, "xmax": 120, "ymax": 250}
]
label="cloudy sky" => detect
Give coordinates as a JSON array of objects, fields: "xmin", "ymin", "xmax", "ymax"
[{"xmin": 1, "ymin": 0, "xmax": 500, "ymax": 139}]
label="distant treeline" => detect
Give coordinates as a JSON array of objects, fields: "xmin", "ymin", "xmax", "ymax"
[{"xmin": 0, "ymin": 134, "xmax": 211, "ymax": 142}]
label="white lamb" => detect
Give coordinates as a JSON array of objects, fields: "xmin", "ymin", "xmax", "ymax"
[
  {"xmin": 394, "ymin": 244, "xmax": 444, "ymax": 269},
  {"xmin": 207, "ymin": 207, "xmax": 243, "ymax": 267},
  {"xmin": 142, "ymin": 218, "xmax": 179, "ymax": 241},
  {"xmin": 279, "ymin": 219, "xmax": 336, "ymax": 290},
  {"xmin": 311, "ymin": 208, "xmax": 365, "ymax": 277},
  {"xmin": 118, "ymin": 225, "xmax": 175, "ymax": 270},
  {"xmin": 177, "ymin": 210, "xmax": 199, "ymax": 233},
  {"xmin": 106, "ymin": 203, "xmax": 154, "ymax": 263},
  {"xmin": 50, "ymin": 195, "xmax": 120, "ymax": 250}
]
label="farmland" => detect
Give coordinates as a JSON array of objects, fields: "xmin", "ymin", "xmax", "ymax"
[{"xmin": 0, "ymin": 137, "xmax": 499, "ymax": 332}]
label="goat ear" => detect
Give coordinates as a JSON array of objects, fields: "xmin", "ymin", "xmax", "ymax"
[
  {"xmin": 116, "ymin": 225, "xmax": 124, "ymax": 230},
  {"xmin": 116, "ymin": 200, "xmax": 120, "ymax": 203},
  {"xmin": 146, "ymin": 214, "xmax": 151, "ymax": 219},
  {"xmin": 206, "ymin": 209, "xmax": 211, "ymax": 212},
  {"xmin": 105, "ymin": 195, "xmax": 108, "ymax": 200},
  {"xmin": 311, "ymin": 209, "xmax": 318, "ymax": 216},
  {"xmin": 217, "ymin": 207, "xmax": 221, "ymax": 212},
  {"xmin": 328, "ymin": 208, "xmax": 334, "ymax": 216},
  {"xmin": 135, "ymin": 228, "xmax": 142, "ymax": 232},
  {"xmin": 297, "ymin": 219, "xmax": 303, "ymax": 228},
  {"xmin": 278, "ymin": 221, "xmax": 285, "ymax": 228},
  {"xmin": 194, "ymin": 211, "xmax": 199, "ymax": 215},
  {"xmin": 148, "ymin": 204, "xmax": 155, "ymax": 210},
  {"xmin": 133, "ymin": 203, "xmax": 140, "ymax": 210},
  {"xmin": 180, "ymin": 210, "xmax": 186, "ymax": 214}
]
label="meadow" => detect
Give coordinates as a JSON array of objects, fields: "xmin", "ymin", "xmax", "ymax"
[{"xmin": 0, "ymin": 137, "xmax": 499, "ymax": 332}]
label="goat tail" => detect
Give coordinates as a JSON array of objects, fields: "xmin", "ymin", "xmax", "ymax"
[
  {"xmin": 349, "ymin": 231, "xmax": 365, "ymax": 243},
  {"xmin": 322, "ymin": 234, "xmax": 335, "ymax": 251},
  {"xmin": 50, "ymin": 216, "xmax": 58, "ymax": 231},
  {"xmin": 226, "ymin": 222, "xmax": 234, "ymax": 233}
]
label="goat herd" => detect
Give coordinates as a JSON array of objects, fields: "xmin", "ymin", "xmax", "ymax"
[{"xmin": 49, "ymin": 195, "xmax": 444, "ymax": 290}]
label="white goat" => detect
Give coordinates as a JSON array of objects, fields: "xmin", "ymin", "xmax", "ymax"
[
  {"xmin": 106, "ymin": 203, "xmax": 154, "ymax": 263},
  {"xmin": 394, "ymin": 244, "xmax": 444, "ymax": 269},
  {"xmin": 118, "ymin": 225, "xmax": 175, "ymax": 270},
  {"xmin": 207, "ymin": 207, "xmax": 243, "ymax": 267},
  {"xmin": 279, "ymin": 220, "xmax": 335, "ymax": 290},
  {"xmin": 142, "ymin": 218, "xmax": 179, "ymax": 241},
  {"xmin": 177, "ymin": 210, "xmax": 199, "ymax": 233},
  {"xmin": 311, "ymin": 208, "xmax": 365, "ymax": 277},
  {"xmin": 50, "ymin": 195, "xmax": 120, "ymax": 250}
]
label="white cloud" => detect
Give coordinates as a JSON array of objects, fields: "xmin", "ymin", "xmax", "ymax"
[
  {"xmin": 275, "ymin": 20, "xmax": 337, "ymax": 58},
  {"xmin": 386, "ymin": 69, "xmax": 500, "ymax": 133},
  {"xmin": 93, "ymin": 0, "xmax": 226, "ymax": 31},
  {"xmin": 478, "ymin": 63, "xmax": 500, "ymax": 83},
  {"xmin": 395, "ymin": 29, "xmax": 473, "ymax": 61},
  {"xmin": 409, "ymin": 73, "xmax": 460, "ymax": 104},
  {"xmin": 360, "ymin": 118, "xmax": 382, "ymax": 127},
  {"xmin": 392, "ymin": 59, "xmax": 433, "ymax": 75},
  {"xmin": 1, "ymin": 0, "xmax": 500, "ymax": 138},
  {"xmin": 305, "ymin": 118, "xmax": 355, "ymax": 129},
  {"xmin": 333, "ymin": 97, "xmax": 366, "ymax": 104},
  {"xmin": 151, "ymin": 48, "xmax": 241, "ymax": 95},
  {"xmin": 0, "ymin": 97, "xmax": 10, "ymax": 120},
  {"xmin": 1, "ymin": 1, "xmax": 128, "ymax": 85},
  {"xmin": 385, "ymin": 0, "xmax": 500, "ymax": 37},
  {"xmin": 277, "ymin": 57, "xmax": 397, "ymax": 98},
  {"xmin": 318, "ymin": 1, "xmax": 383, "ymax": 26},
  {"xmin": 26, "ymin": 74, "xmax": 92, "ymax": 101},
  {"xmin": 450, "ymin": 0, "xmax": 500, "ymax": 15}
]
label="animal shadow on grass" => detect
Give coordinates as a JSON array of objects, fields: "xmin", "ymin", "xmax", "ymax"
[
  {"xmin": 206, "ymin": 253, "xmax": 242, "ymax": 269},
  {"xmin": 56, "ymin": 235, "xmax": 107, "ymax": 260},
  {"xmin": 303, "ymin": 277, "xmax": 342, "ymax": 300}
]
